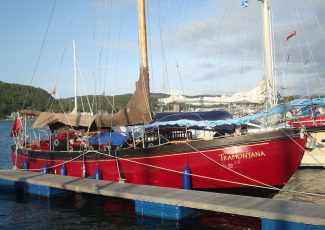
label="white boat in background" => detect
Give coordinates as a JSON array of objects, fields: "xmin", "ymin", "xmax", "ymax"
[{"xmin": 301, "ymin": 132, "xmax": 325, "ymax": 167}]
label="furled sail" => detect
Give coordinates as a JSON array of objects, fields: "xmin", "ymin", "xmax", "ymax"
[
  {"xmin": 158, "ymin": 78, "xmax": 266, "ymax": 106},
  {"xmin": 23, "ymin": 68, "xmax": 152, "ymax": 131}
]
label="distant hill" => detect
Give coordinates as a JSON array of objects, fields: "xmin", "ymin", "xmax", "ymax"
[
  {"xmin": 0, "ymin": 81, "xmax": 171, "ymax": 118},
  {"xmin": 0, "ymin": 81, "xmax": 53, "ymax": 118},
  {"xmin": 1, "ymin": 81, "xmax": 322, "ymax": 119}
]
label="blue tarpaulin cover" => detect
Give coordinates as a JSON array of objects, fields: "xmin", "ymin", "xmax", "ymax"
[{"xmin": 89, "ymin": 132, "xmax": 141, "ymax": 146}]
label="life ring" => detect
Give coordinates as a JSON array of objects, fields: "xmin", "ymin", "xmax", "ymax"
[
  {"xmin": 54, "ymin": 139, "xmax": 59, "ymax": 146},
  {"xmin": 69, "ymin": 146, "xmax": 73, "ymax": 151},
  {"xmin": 89, "ymin": 146, "xmax": 94, "ymax": 151},
  {"xmin": 148, "ymin": 143, "xmax": 154, "ymax": 147}
]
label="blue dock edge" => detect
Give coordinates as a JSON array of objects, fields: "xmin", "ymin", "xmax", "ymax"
[
  {"xmin": 262, "ymin": 218, "xmax": 325, "ymax": 230},
  {"xmin": 0, "ymin": 179, "xmax": 24, "ymax": 191},
  {"xmin": 134, "ymin": 200, "xmax": 202, "ymax": 220},
  {"xmin": 0, "ymin": 178, "xmax": 72, "ymax": 198},
  {"xmin": 23, "ymin": 183, "xmax": 73, "ymax": 198}
]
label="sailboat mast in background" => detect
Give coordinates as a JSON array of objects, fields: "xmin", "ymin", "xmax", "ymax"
[
  {"xmin": 262, "ymin": 0, "xmax": 274, "ymax": 109},
  {"xmin": 71, "ymin": 40, "xmax": 78, "ymax": 114}
]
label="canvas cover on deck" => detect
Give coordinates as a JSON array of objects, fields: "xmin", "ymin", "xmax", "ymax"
[{"xmin": 22, "ymin": 68, "xmax": 152, "ymax": 131}]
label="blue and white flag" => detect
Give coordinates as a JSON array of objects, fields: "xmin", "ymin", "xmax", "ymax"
[{"xmin": 241, "ymin": 1, "xmax": 249, "ymax": 8}]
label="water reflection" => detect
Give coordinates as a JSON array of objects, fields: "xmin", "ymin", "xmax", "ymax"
[{"xmin": 0, "ymin": 189, "xmax": 261, "ymax": 229}]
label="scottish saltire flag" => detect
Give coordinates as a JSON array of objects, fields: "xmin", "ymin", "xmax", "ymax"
[{"xmin": 241, "ymin": 1, "xmax": 249, "ymax": 8}]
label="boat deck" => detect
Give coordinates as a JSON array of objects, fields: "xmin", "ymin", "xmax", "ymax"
[{"xmin": 0, "ymin": 170, "xmax": 324, "ymax": 226}]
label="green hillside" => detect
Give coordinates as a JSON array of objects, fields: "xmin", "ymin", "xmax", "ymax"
[
  {"xmin": 0, "ymin": 81, "xmax": 53, "ymax": 118},
  {"xmin": 0, "ymin": 81, "xmax": 170, "ymax": 118},
  {"xmin": 1, "ymin": 81, "xmax": 323, "ymax": 119}
]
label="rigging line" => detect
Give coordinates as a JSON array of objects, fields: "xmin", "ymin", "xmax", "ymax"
[
  {"xmin": 98, "ymin": 150, "xmax": 325, "ymax": 200},
  {"xmin": 290, "ymin": 167, "xmax": 325, "ymax": 189},
  {"xmin": 76, "ymin": 58, "xmax": 92, "ymax": 113},
  {"xmin": 165, "ymin": 0, "xmax": 186, "ymax": 74},
  {"xmin": 291, "ymin": 0, "xmax": 311, "ymax": 98},
  {"xmin": 234, "ymin": 0, "xmax": 244, "ymax": 93},
  {"xmin": 184, "ymin": 0, "xmax": 232, "ymax": 91},
  {"xmin": 54, "ymin": 92, "xmax": 74, "ymax": 129},
  {"xmin": 306, "ymin": 0, "xmax": 325, "ymax": 38},
  {"xmin": 93, "ymin": 0, "xmax": 111, "ymax": 115},
  {"xmin": 91, "ymin": 0, "xmax": 97, "ymax": 115},
  {"xmin": 163, "ymin": 0, "xmax": 166, "ymax": 53},
  {"xmin": 295, "ymin": 87, "xmax": 325, "ymax": 100},
  {"xmin": 218, "ymin": 23, "xmax": 227, "ymax": 95},
  {"xmin": 104, "ymin": 0, "xmax": 113, "ymax": 95},
  {"xmin": 111, "ymin": 0, "xmax": 124, "ymax": 126},
  {"xmin": 98, "ymin": 151, "xmax": 278, "ymax": 190},
  {"xmin": 175, "ymin": 56, "xmax": 187, "ymax": 110},
  {"xmin": 93, "ymin": 0, "xmax": 96, "ymax": 80},
  {"xmin": 297, "ymin": 0, "xmax": 325, "ymax": 96},
  {"xmin": 315, "ymin": 71, "xmax": 325, "ymax": 92},
  {"xmin": 216, "ymin": 0, "xmax": 264, "ymax": 68},
  {"xmin": 233, "ymin": 1, "xmax": 237, "ymax": 93},
  {"xmin": 284, "ymin": 60, "xmax": 308, "ymax": 102},
  {"xmin": 45, "ymin": 96, "xmax": 53, "ymax": 112},
  {"xmin": 249, "ymin": 5, "xmax": 262, "ymax": 90},
  {"xmin": 146, "ymin": 0, "xmax": 154, "ymax": 94},
  {"xmin": 68, "ymin": 49, "xmax": 72, "ymax": 112},
  {"xmin": 76, "ymin": 76, "xmax": 85, "ymax": 112},
  {"xmin": 243, "ymin": 0, "xmax": 250, "ymax": 94},
  {"xmin": 54, "ymin": 0, "xmax": 78, "ymax": 90},
  {"xmin": 22, "ymin": 0, "xmax": 57, "ymax": 110},
  {"xmin": 210, "ymin": 29, "xmax": 221, "ymax": 95},
  {"xmin": 104, "ymin": 96, "xmax": 117, "ymax": 113},
  {"xmin": 155, "ymin": 0, "xmax": 170, "ymax": 97}
]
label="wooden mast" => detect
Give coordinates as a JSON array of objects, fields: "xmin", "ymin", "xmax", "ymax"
[{"xmin": 138, "ymin": 0, "xmax": 148, "ymax": 69}]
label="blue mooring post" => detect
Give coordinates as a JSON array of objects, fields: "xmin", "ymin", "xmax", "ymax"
[
  {"xmin": 60, "ymin": 164, "xmax": 67, "ymax": 176},
  {"xmin": 23, "ymin": 159, "xmax": 29, "ymax": 171},
  {"xmin": 94, "ymin": 169, "xmax": 102, "ymax": 180},
  {"xmin": 40, "ymin": 163, "xmax": 49, "ymax": 174},
  {"xmin": 182, "ymin": 165, "xmax": 191, "ymax": 190}
]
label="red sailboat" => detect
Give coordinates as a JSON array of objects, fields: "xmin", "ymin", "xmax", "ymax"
[{"xmin": 10, "ymin": 0, "xmax": 308, "ymax": 197}]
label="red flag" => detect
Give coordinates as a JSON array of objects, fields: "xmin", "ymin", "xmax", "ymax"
[
  {"xmin": 286, "ymin": 29, "xmax": 297, "ymax": 41},
  {"xmin": 10, "ymin": 114, "xmax": 21, "ymax": 137}
]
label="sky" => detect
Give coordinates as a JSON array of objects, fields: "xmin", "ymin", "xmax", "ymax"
[{"xmin": 1, "ymin": 0, "xmax": 325, "ymax": 100}]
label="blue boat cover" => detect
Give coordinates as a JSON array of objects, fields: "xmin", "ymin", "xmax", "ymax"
[
  {"xmin": 89, "ymin": 132, "xmax": 141, "ymax": 146},
  {"xmin": 133, "ymin": 97, "xmax": 325, "ymax": 130},
  {"xmin": 136, "ymin": 111, "xmax": 237, "ymax": 133}
]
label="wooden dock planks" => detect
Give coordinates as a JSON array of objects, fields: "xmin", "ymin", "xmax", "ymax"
[{"xmin": 0, "ymin": 169, "xmax": 324, "ymax": 226}]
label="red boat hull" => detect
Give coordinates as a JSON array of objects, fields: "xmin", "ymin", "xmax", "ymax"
[
  {"xmin": 11, "ymin": 130, "xmax": 307, "ymax": 192},
  {"xmin": 288, "ymin": 115, "xmax": 325, "ymax": 127}
]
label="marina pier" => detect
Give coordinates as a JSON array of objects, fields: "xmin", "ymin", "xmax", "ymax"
[{"xmin": 0, "ymin": 170, "xmax": 324, "ymax": 229}]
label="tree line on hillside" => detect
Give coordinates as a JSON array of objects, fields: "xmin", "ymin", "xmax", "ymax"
[{"xmin": 0, "ymin": 81, "xmax": 324, "ymax": 119}]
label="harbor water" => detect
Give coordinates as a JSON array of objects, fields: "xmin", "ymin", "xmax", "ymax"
[{"xmin": 1, "ymin": 121, "xmax": 324, "ymax": 229}]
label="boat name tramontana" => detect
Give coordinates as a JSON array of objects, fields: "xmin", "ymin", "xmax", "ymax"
[{"xmin": 219, "ymin": 151, "xmax": 265, "ymax": 161}]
